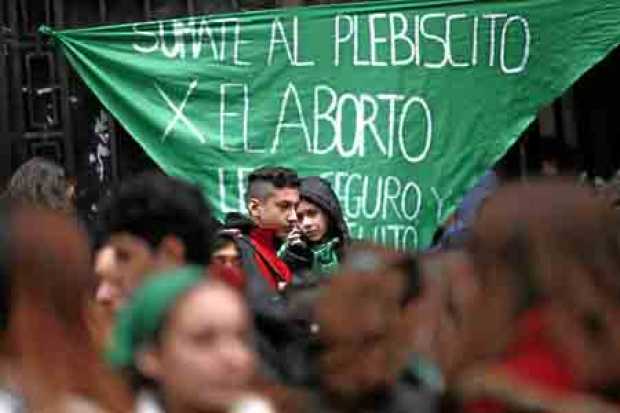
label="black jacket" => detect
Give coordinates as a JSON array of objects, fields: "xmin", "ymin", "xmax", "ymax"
[{"xmin": 223, "ymin": 213, "xmax": 314, "ymax": 384}]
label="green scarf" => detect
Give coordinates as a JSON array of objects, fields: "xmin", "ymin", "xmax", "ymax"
[
  {"xmin": 106, "ymin": 265, "xmax": 203, "ymax": 370},
  {"xmin": 311, "ymin": 238, "xmax": 340, "ymax": 277}
]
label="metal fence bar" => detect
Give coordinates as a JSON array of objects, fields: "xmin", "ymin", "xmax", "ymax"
[
  {"xmin": 53, "ymin": 0, "xmax": 76, "ymax": 174},
  {"xmin": 18, "ymin": 0, "xmax": 28, "ymax": 34},
  {"xmin": 9, "ymin": 0, "xmax": 25, "ymax": 138},
  {"xmin": 99, "ymin": 0, "xmax": 107, "ymax": 22},
  {"xmin": 45, "ymin": 0, "xmax": 53, "ymax": 27},
  {"xmin": 0, "ymin": 2, "xmax": 10, "ymax": 183},
  {"xmin": 144, "ymin": 0, "xmax": 152, "ymax": 20}
]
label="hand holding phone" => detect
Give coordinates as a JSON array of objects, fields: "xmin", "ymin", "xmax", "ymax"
[{"xmin": 288, "ymin": 224, "xmax": 307, "ymax": 248}]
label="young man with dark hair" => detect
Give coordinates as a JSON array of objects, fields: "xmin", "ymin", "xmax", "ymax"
[
  {"xmin": 94, "ymin": 172, "xmax": 218, "ymax": 316},
  {"xmin": 224, "ymin": 166, "xmax": 303, "ymax": 382},
  {"xmin": 225, "ymin": 166, "xmax": 300, "ymax": 293}
]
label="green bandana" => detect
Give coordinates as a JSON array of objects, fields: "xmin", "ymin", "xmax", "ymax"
[
  {"xmin": 311, "ymin": 238, "xmax": 340, "ymax": 277},
  {"xmin": 106, "ymin": 265, "xmax": 204, "ymax": 370}
]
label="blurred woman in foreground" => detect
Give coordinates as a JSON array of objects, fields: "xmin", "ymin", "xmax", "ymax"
[
  {"xmin": 441, "ymin": 180, "xmax": 620, "ymax": 412},
  {"xmin": 108, "ymin": 265, "xmax": 296, "ymax": 413},
  {"xmin": 0, "ymin": 204, "xmax": 130, "ymax": 412}
]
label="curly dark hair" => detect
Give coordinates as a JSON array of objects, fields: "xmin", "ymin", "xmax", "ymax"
[
  {"xmin": 97, "ymin": 172, "xmax": 218, "ymax": 265},
  {"xmin": 5, "ymin": 157, "xmax": 72, "ymax": 211}
]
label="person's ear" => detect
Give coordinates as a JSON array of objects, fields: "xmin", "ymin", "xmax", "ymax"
[
  {"xmin": 136, "ymin": 347, "xmax": 163, "ymax": 381},
  {"xmin": 157, "ymin": 235, "xmax": 186, "ymax": 265},
  {"xmin": 248, "ymin": 198, "xmax": 262, "ymax": 222}
]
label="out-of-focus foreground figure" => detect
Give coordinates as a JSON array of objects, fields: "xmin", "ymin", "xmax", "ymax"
[
  {"xmin": 0, "ymin": 204, "xmax": 130, "ymax": 412},
  {"xmin": 440, "ymin": 180, "xmax": 620, "ymax": 412},
  {"xmin": 311, "ymin": 244, "xmax": 438, "ymax": 413},
  {"xmin": 107, "ymin": 266, "xmax": 302, "ymax": 413}
]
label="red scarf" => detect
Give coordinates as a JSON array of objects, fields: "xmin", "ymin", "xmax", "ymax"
[{"xmin": 248, "ymin": 228, "xmax": 292, "ymax": 290}]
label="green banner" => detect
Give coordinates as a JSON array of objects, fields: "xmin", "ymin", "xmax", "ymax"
[{"xmin": 41, "ymin": 0, "xmax": 620, "ymax": 249}]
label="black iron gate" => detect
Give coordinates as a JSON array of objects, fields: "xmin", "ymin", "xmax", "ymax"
[{"xmin": 0, "ymin": 0, "xmax": 242, "ymax": 217}]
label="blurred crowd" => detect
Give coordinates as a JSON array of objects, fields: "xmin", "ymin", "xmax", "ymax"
[{"xmin": 0, "ymin": 156, "xmax": 620, "ymax": 412}]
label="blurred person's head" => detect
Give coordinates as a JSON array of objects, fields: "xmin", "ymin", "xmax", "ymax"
[
  {"xmin": 109, "ymin": 266, "xmax": 257, "ymax": 413},
  {"xmin": 95, "ymin": 172, "xmax": 217, "ymax": 313},
  {"xmin": 6, "ymin": 205, "xmax": 130, "ymax": 412},
  {"xmin": 5, "ymin": 157, "xmax": 74, "ymax": 212},
  {"xmin": 211, "ymin": 232, "xmax": 241, "ymax": 270},
  {"xmin": 246, "ymin": 166, "xmax": 300, "ymax": 239},
  {"xmin": 315, "ymin": 245, "xmax": 418, "ymax": 407},
  {"xmin": 462, "ymin": 180, "xmax": 620, "ymax": 388},
  {"xmin": 338, "ymin": 243, "xmax": 423, "ymax": 307}
]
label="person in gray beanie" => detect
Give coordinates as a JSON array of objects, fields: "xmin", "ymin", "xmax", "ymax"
[{"xmin": 279, "ymin": 176, "xmax": 349, "ymax": 278}]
